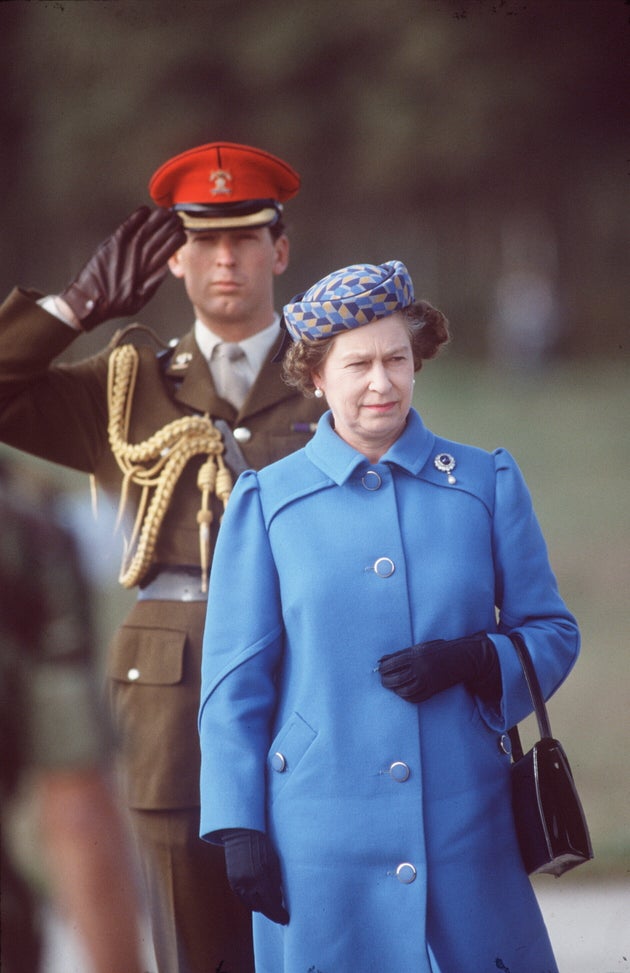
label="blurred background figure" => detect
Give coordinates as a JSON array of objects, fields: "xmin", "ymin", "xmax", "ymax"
[
  {"xmin": 0, "ymin": 457, "xmax": 145, "ymax": 973},
  {"xmin": 489, "ymin": 213, "xmax": 562, "ymax": 371}
]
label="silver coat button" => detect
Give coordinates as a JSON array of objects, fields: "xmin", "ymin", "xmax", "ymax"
[
  {"xmin": 373, "ymin": 557, "xmax": 395, "ymax": 578},
  {"xmin": 389, "ymin": 761, "xmax": 411, "ymax": 782},
  {"xmin": 270, "ymin": 752, "xmax": 287, "ymax": 773},
  {"xmin": 127, "ymin": 667, "xmax": 140, "ymax": 681},
  {"xmin": 233, "ymin": 426, "xmax": 252, "ymax": 443},
  {"xmin": 499, "ymin": 733, "xmax": 512, "ymax": 756},
  {"xmin": 361, "ymin": 470, "xmax": 382, "ymax": 491},
  {"xmin": 396, "ymin": 862, "xmax": 417, "ymax": 884}
]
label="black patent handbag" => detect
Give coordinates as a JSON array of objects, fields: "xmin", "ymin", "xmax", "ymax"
[{"xmin": 507, "ymin": 633, "xmax": 594, "ymax": 877}]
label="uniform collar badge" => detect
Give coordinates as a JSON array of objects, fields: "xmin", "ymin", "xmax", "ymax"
[{"xmin": 171, "ymin": 351, "xmax": 193, "ymax": 370}]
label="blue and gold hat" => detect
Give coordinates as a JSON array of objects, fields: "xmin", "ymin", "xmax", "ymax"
[{"xmin": 283, "ymin": 260, "xmax": 414, "ymax": 343}]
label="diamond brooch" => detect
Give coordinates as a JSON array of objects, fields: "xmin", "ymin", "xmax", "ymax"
[{"xmin": 433, "ymin": 452, "xmax": 457, "ymax": 484}]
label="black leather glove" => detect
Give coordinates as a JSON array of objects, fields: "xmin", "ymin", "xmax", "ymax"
[
  {"xmin": 59, "ymin": 206, "xmax": 186, "ymax": 330},
  {"xmin": 378, "ymin": 633, "xmax": 501, "ymax": 703},
  {"xmin": 223, "ymin": 829, "xmax": 289, "ymax": 925}
]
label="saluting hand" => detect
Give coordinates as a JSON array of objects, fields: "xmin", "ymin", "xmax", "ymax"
[
  {"xmin": 59, "ymin": 206, "xmax": 186, "ymax": 330},
  {"xmin": 378, "ymin": 633, "xmax": 501, "ymax": 704}
]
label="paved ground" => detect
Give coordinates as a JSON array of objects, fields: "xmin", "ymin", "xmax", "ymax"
[
  {"xmin": 40, "ymin": 879, "xmax": 629, "ymax": 972},
  {"xmin": 533, "ymin": 879, "xmax": 629, "ymax": 973}
]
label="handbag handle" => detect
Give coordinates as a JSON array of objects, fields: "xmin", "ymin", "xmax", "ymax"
[{"xmin": 507, "ymin": 632, "xmax": 554, "ymax": 762}]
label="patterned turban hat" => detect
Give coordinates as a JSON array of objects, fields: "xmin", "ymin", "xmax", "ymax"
[{"xmin": 283, "ymin": 260, "xmax": 414, "ymax": 343}]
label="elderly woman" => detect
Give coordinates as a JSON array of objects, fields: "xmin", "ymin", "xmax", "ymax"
[{"xmin": 198, "ymin": 261, "xmax": 579, "ymax": 972}]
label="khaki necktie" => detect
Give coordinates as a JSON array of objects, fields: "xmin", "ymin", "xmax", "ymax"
[{"xmin": 213, "ymin": 342, "xmax": 251, "ymax": 410}]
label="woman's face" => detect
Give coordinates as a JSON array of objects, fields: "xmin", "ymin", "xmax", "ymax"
[{"xmin": 312, "ymin": 312, "xmax": 415, "ymax": 462}]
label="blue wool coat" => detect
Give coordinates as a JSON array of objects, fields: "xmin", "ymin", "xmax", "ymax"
[{"xmin": 199, "ymin": 409, "xmax": 579, "ymax": 973}]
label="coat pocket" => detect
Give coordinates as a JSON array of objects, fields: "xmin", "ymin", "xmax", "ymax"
[
  {"xmin": 267, "ymin": 711, "xmax": 317, "ymax": 802},
  {"xmin": 108, "ymin": 627, "xmax": 186, "ymax": 686}
]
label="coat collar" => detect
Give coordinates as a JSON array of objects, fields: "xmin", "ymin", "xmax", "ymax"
[
  {"xmin": 305, "ymin": 408, "xmax": 435, "ymax": 485},
  {"xmin": 163, "ymin": 331, "xmax": 297, "ymax": 420}
]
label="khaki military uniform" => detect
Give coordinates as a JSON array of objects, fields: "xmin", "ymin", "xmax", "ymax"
[{"xmin": 0, "ymin": 287, "xmax": 325, "ymax": 973}]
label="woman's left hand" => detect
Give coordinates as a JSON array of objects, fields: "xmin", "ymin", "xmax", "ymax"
[{"xmin": 378, "ymin": 634, "xmax": 500, "ymax": 703}]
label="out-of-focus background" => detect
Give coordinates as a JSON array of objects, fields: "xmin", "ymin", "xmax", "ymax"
[{"xmin": 1, "ymin": 0, "xmax": 628, "ymax": 966}]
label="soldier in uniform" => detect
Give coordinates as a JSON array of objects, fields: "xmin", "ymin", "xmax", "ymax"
[{"xmin": 0, "ymin": 141, "xmax": 325, "ymax": 973}]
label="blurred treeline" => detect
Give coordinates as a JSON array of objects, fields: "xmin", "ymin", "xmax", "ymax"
[{"xmin": 1, "ymin": 0, "xmax": 628, "ymax": 362}]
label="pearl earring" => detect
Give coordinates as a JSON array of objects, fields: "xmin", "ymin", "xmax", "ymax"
[{"xmin": 314, "ymin": 388, "xmax": 324, "ymax": 399}]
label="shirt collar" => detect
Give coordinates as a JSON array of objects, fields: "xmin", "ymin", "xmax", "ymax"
[{"xmin": 194, "ymin": 314, "xmax": 281, "ymax": 374}]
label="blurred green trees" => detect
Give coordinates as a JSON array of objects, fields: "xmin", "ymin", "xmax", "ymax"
[{"xmin": 1, "ymin": 0, "xmax": 628, "ymax": 356}]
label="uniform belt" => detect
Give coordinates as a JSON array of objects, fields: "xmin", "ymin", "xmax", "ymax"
[{"xmin": 137, "ymin": 568, "xmax": 207, "ymax": 602}]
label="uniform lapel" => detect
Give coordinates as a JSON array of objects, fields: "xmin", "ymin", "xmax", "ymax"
[
  {"xmin": 164, "ymin": 332, "xmax": 234, "ymax": 419},
  {"xmin": 238, "ymin": 345, "xmax": 296, "ymax": 419},
  {"xmin": 164, "ymin": 332, "xmax": 296, "ymax": 421}
]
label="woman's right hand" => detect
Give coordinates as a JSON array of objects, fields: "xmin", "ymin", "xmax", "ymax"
[{"xmin": 222, "ymin": 829, "xmax": 290, "ymax": 925}]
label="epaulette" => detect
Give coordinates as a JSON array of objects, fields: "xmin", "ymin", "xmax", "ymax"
[{"xmin": 108, "ymin": 323, "xmax": 171, "ymax": 354}]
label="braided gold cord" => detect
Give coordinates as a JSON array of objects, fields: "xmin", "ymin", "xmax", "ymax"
[
  {"xmin": 106, "ymin": 344, "xmax": 233, "ymax": 589},
  {"xmin": 196, "ymin": 459, "xmax": 215, "ymax": 593}
]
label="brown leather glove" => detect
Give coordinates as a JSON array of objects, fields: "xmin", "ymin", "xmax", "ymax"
[{"xmin": 59, "ymin": 206, "xmax": 186, "ymax": 330}]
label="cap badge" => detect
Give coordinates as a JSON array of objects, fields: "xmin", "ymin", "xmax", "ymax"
[
  {"xmin": 209, "ymin": 168, "xmax": 232, "ymax": 196},
  {"xmin": 434, "ymin": 452, "xmax": 457, "ymax": 484}
]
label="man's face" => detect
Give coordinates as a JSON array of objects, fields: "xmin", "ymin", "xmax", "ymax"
[{"xmin": 168, "ymin": 226, "xmax": 289, "ymax": 336}]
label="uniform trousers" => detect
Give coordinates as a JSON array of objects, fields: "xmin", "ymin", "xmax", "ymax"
[
  {"xmin": 109, "ymin": 595, "xmax": 254, "ymax": 973},
  {"xmin": 131, "ymin": 807, "xmax": 254, "ymax": 973}
]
